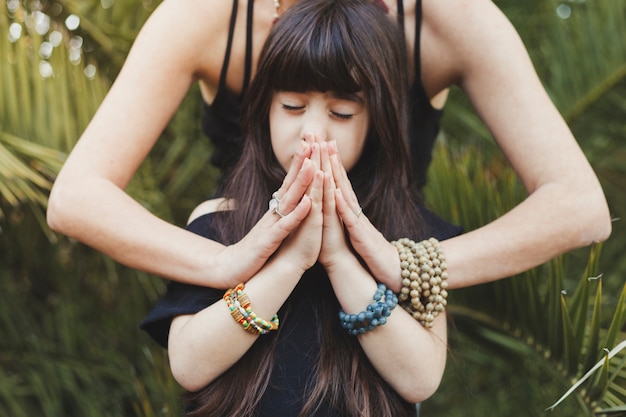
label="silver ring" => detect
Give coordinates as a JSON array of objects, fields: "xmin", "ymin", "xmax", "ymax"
[
  {"xmin": 269, "ymin": 191, "xmax": 285, "ymax": 218},
  {"xmin": 354, "ymin": 207, "xmax": 363, "ymax": 218},
  {"xmin": 273, "ymin": 206, "xmax": 287, "ymax": 218}
]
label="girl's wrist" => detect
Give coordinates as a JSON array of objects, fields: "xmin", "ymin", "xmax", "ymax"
[{"xmin": 320, "ymin": 247, "xmax": 356, "ymax": 275}]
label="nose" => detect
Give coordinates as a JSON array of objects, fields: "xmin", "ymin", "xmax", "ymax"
[{"xmin": 299, "ymin": 107, "xmax": 329, "ymax": 142}]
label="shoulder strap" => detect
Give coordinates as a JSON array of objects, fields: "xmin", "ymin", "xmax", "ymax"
[
  {"xmin": 217, "ymin": 0, "xmax": 239, "ymax": 91},
  {"xmin": 242, "ymin": 0, "xmax": 254, "ymax": 95},
  {"xmin": 397, "ymin": 0, "xmax": 404, "ymax": 30},
  {"xmin": 414, "ymin": 0, "xmax": 423, "ymax": 82}
]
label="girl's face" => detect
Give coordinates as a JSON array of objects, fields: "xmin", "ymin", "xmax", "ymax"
[{"xmin": 269, "ymin": 90, "xmax": 369, "ymax": 171}]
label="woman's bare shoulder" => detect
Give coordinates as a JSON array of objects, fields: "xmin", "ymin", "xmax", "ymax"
[
  {"xmin": 421, "ymin": 0, "xmax": 525, "ymax": 85},
  {"xmin": 141, "ymin": 0, "xmax": 233, "ymax": 75}
]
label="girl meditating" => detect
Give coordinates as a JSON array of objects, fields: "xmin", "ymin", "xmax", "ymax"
[{"xmin": 142, "ymin": 1, "xmax": 451, "ymax": 415}]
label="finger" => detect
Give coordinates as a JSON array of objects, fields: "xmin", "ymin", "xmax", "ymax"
[
  {"xmin": 308, "ymin": 169, "xmax": 324, "ymax": 210},
  {"xmin": 283, "ymin": 194, "xmax": 313, "ymax": 224},
  {"xmin": 318, "ymin": 174, "xmax": 353, "ymax": 268},
  {"xmin": 275, "ymin": 140, "xmax": 312, "ymax": 200},
  {"xmin": 335, "ymin": 187, "xmax": 403, "ymax": 292},
  {"xmin": 299, "ymin": 142, "xmax": 320, "ymax": 197},
  {"xmin": 321, "ymin": 141, "xmax": 333, "ymax": 177},
  {"xmin": 323, "ymin": 171, "xmax": 337, "ymax": 216},
  {"xmin": 331, "ymin": 153, "xmax": 361, "ymax": 213},
  {"xmin": 323, "ymin": 172, "xmax": 345, "ymax": 234},
  {"xmin": 271, "ymin": 158, "xmax": 315, "ymax": 218},
  {"xmin": 310, "ymin": 140, "xmax": 321, "ymax": 170},
  {"xmin": 335, "ymin": 188, "xmax": 364, "ymax": 226},
  {"xmin": 232, "ymin": 194, "xmax": 313, "ymax": 281},
  {"xmin": 328, "ymin": 140, "xmax": 337, "ymax": 156}
]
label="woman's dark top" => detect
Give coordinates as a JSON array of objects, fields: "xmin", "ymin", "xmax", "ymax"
[
  {"xmin": 202, "ymin": 0, "xmax": 441, "ymax": 190},
  {"xmin": 141, "ymin": 209, "xmax": 460, "ymax": 416}
]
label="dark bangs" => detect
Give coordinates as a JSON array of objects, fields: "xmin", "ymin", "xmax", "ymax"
[{"xmin": 266, "ymin": 5, "xmax": 366, "ymax": 95}]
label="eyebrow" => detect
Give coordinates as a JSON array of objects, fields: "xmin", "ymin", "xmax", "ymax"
[{"xmin": 328, "ymin": 91, "xmax": 365, "ymax": 104}]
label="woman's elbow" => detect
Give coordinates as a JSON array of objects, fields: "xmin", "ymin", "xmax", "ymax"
[
  {"xmin": 554, "ymin": 177, "xmax": 612, "ymax": 248},
  {"xmin": 47, "ymin": 175, "xmax": 102, "ymax": 236},
  {"xmin": 46, "ymin": 181, "xmax": 73, "ymax": 234},
  {"xmin": 578, "ymin": 188, "xmax": 612, "ymax": 245},
  {"xmin": 591, "ymin": 210, "xmax": 612, "ymax": 245}
]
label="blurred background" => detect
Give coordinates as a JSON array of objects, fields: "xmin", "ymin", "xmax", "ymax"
[{"xmin": 1, "ymin": 0, "xmax": 625, "ymax": 415}]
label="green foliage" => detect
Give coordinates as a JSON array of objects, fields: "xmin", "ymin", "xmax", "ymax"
[
  {"xmin": 427, "ymin": 2, "xmax": 626, "ymax": 411},
  {"xmin": 0, "ymin": 200, "xmax": 184, "ymax": 415},
  {"xmin": 1, "ymin": 0, "xmax": 625, "ymax": 416},
  {"xmin": 420, "ymin": 141, "xmax": 626, "ymax": 417},
  {"xmin": 0, "ymin": 2, "xmax": 106, "ymax": 225}
]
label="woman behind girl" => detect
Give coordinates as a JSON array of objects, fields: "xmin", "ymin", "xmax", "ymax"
[{"xmin": 142, "ymin": 1, "xmax": 450, "ymax": 416}]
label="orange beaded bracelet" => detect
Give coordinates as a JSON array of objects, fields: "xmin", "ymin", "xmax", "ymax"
[{"xmin": 223, "ymin": 283, "xmax": 280, "ymax": 335}]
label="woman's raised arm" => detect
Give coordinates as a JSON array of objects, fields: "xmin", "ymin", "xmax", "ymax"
[{"xmin": 336, "ymin": 0, "xmax": 611, "ymax": 291}]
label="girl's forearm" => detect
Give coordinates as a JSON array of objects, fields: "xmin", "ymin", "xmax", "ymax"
[
  {"xmin": 168, "ymin": 256, "xmax": 305, "ymax": 391},
  {"xmin": 326, "ymin": 255, "xmax": 447, "ymax": 403}
]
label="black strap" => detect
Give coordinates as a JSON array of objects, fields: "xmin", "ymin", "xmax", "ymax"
[
  {"xmin": 414, "ymin": 0, "xmax": 423, "ymax": 82},
  {"xmin": 397, "ymin": 0, "xmax": 404, "ymax": 29},
  {"xmin": 217, "ymin": 0, "xmax": 239, "ymax": 92},
  {"xmin": 217, "ymin": 0, "xmax": 253, "ymax": 98},
  {"xmin": 242, "ymin": 0, "xmax": 254, "ymax": 95}
]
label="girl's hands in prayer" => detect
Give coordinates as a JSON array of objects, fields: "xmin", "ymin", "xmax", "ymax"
[
  {"xmin": 319, "ymin": 140, "xmax": 352, "ymax": 270},
  {"xmin": 329, "ymin": 142, "xmax": 403, "ymax": 292},
  {"xmin": 218, "ymin": 140, "xmax": 317, "ymax": 286},
  {"xmin": 274, "ymin": 140, "xmax": 324, "ymax": 273}
]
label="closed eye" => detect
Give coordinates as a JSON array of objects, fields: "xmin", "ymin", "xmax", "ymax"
[
  {"xmin": 331, "ymin": 111, "xmax": 354, "ymax": 120},
  {"xmin": 282, "ymin": 104, "xmax": 304, "ymax": 111}
]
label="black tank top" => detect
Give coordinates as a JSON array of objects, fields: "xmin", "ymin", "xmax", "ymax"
[{"xmin": 201, "ymin": 0, "xmax": 442, "ymax": 190}]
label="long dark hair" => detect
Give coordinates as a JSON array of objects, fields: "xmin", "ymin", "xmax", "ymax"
[
  {"xmin": 187, "ymin": 1, "xmax": 426, "ymax": 415},
  {"xmin": 217, "ymin": 0, "xmax": 426, "ymax": 244}
]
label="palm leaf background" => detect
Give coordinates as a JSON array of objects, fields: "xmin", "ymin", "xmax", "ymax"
[{"xmin": 0, "ymin": 0, "xmax": 624, "ymax": 415}]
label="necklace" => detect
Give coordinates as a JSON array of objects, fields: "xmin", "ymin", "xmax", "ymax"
[{"xmin": 273, "ymin": 0, "xmax": 280, "ymax": 23}]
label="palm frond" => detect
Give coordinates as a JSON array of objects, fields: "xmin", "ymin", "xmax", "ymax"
[
  {"xmin": 50, "ymin": 0, "xmax": 160, "ymax": 76},
  {"xmin": 425, "ymin": 141, "xmax": 626, "ymax": 415},
  {"xmin": 444, "ymin": 0, "xmax": 626, "ymax": 147}
]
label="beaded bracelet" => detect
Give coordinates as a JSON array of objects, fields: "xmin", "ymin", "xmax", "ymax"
[
  {"xmin": 223, "ymin": 283, "xmax": 279, "ymax": 335},
  {"xmin": 391, "ymin": 237, "xmax": 448, "ymax": 329},
  {"xmin": 338, "ymin": 284, "xmax": 398, "ymax": 336}
]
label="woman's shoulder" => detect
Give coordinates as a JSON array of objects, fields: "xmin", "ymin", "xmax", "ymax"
[
  {"xmin": 421, "ymin": 0, "xmax": 525, "ymax": 87},
  {"xmin": 145, "ymin": 0, "xmax": 233, "ymax": 40},
  {"xmin": 138, "ymin": 0, "xmax": 234, "ymax": 81}
]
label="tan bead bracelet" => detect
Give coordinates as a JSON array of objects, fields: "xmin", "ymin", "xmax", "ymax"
[{"xmin": 391, "ymin": 237, "xmax": 448, "ymax": 328}]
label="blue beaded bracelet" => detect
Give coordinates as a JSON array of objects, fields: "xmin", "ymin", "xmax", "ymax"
[{"xmin": 338, "ymin": 284, "xmax": 398, "ymax": 335}]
